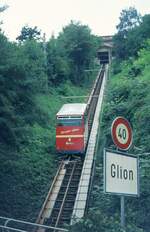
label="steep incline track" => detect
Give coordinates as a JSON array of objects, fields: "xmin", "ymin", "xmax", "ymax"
[
  {"xmin": 49, "ymin": 160, "xmax": 83, "ymax": 228},
  {"xmin": 36, "ymin": 65, "xmax": 106, "ymax": 231}
]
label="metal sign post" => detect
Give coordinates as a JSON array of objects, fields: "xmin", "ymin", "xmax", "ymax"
[
  {"xmin": 104, "ymin": 117, "xmax": 139, "ymax": 230},
  {"xmin": 121, "ymin": 195, "xmax": 125, "ymax": 229},
  {"xmin": 111, "ymin": 117, "xmax": 133, "ymax": 230},
  {"xmin": 104, "ymin": 149, "xmax": 139, "ymax": 230}
]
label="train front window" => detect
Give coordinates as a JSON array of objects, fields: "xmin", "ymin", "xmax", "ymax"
[{"xmin": 57, "ymin": 117, "xmax": 82, "ymax": 126}]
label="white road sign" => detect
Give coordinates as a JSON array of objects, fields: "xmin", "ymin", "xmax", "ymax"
[{"xmin": 104, "ymin": 150, "xmax": 139, "ymax": 196}]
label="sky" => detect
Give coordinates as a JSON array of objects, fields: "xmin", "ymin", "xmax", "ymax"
[{"xmin": 0, "ymin": 0, "xmax": 150, "ymax": 41}]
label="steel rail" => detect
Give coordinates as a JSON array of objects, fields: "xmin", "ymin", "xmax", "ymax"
[
  {"xmin": 53, "ymin": 161, "xmax": 77, "ymax": 230},
  {"xmin": 71, "ymin": 65, "xmax": 107, "ymax": 222},
  {"xmin": 36, "ymin": 161, "xmax": 65, "ymax": 226}
]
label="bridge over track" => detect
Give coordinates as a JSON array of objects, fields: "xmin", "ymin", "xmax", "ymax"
[
  {"xmin": 100, "ymin": 35, "xmax": 113, "ymax": 47},
  {"xmin": 98, "ymin": 35, "xmax": 113, "ymax": 64}
]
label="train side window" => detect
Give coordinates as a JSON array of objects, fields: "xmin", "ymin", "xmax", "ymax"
[{"xmin": 57, "ymin": 118, "xmax": 82, "ymax": 126}]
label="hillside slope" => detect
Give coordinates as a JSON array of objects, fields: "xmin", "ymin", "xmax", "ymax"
[
  {"xmin": 0, "ymin": 78, "xmax": 96, "ymax": 221},
  {"xmin": 70, "ymin": 41, "xmax": 150, "ymax": 232}
]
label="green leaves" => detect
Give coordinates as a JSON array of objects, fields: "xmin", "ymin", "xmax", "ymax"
[
  {"xmin": 16, "ymin": 25, "xmax": 41, "ymax": 42},
  {"xmin": 99, "ymin": 41, "xmax": 150, "ymax": 231},
  {"xmin": 114, "ymin": 9, "xmax": 150, "ymax": 61},
  {"xmin": 46, "ymin": 21, "xmax": 100, "ymax": 85},
  {"xmin": 116, "ymin": 7, "xmax": 141, "ymax": 35}
]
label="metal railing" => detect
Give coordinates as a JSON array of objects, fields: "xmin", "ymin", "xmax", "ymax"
[{"xmin": 0, "ymin": 217, "xmax": 68, "ymax": 232}]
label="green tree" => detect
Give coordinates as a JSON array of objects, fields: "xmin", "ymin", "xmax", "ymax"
[
  {"xmin": 46, "ymin": 21, "xmax": 99, "ymax": 86},
  {"xmin": 0, "ymin": 32, "xmax": 48, "ymax": 149},
  {"xmin": 114, "ymin": 13, "xmax": 150, "ymax": 62},
  {"xmin": 116, "ymin": 7, "xmax": 141, "ymax": 37},
  {"xmin": 113, "ymin": 7, "xmax": 141, "ymax": 60},
  {"xmin": 0, "ymin": 33, "xmax": 18, "ymax": 147},
  {"xmin": 16, "ymin": 25, "xmax": 41, "ymax": 42},
  {"xmin": 0, "ymin": 4, "xmax": 8, "ymax": 12},
  {"xmin": 46, "ymin": 35, "xmax": 70, "ymax": 85},
  {"xmin": 139, "ymin": 14, "xmax": 150, "ymax": 43},
  {"xmin": 57, "ymin": 21, "xmax": 100, "ymax": 85},
  {"xmin": 0, "ymin": 3, "xmax": 8, "ymax": 25}
]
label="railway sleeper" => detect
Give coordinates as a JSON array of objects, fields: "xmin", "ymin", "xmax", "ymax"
[
  {"xmin": 61, "ymin": 182, "xmax": 79, "ymax": 187},
  {"xmin": 54, "ymin": 198, "xmax": 74, "ymax": 203},
  {"xmin": 51, "ymin": 208, "xmax": 73, "ymax": 217},
  {"xmin": 47, "ymin": 217, "xmax": 70, "ymax": 228},
  {"xmin": 53, "ymin": 203, "xmax": 74, "ymax": 209},
  {"xmin": 61, "ymin": 186, "xmax": 79, "ymax": 190}
]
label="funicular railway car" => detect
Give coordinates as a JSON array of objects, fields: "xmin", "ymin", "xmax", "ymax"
[{"xmin": 56, "ymin": 103, "xmax": 88, "ymax": 155}]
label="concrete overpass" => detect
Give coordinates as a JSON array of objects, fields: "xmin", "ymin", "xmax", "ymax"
[
  {"xmin": 98, "ymin": 35, "xmax": 114, "ymax": 64},
  {"xmin": 100, "ymin": 35, "xmax": 113, "ymax": 47}
]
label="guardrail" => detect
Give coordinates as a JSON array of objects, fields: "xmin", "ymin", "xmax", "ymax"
[{"xmin": 0, "ymin": 216, "xmax": 68, "ymax": 232}]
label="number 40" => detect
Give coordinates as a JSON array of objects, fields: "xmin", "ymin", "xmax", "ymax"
[{"xmin": 118, "ymin": 127, "xmax": 127, "ymax": 140}]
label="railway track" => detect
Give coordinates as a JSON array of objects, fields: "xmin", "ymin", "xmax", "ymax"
[
  {"xmin": 48, "ymin": 160, "xmax": 83, "ymax": 228},
  {"xmin": 36, "ymin": 65, "xmax": 106, "ymax": 231},
  {"xmin": 87, "ymin": 66, "xmax": 105, "ymax": 133},
  {"xmin": 36, "ymin": 159, "xmax": 83, "ymax": 231}
]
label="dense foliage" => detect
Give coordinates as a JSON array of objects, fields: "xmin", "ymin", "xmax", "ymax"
[
  {"xmin": 0, "ymin": 5, "xmax": 150, "ymax": 232},
  {"xmin": 16, "ymin": 25, "xmax": 41, "ymax": 42},
  {"xmin": 47, "ymin": 21, "xmax": 99, "ymax": 85},
  {"xmin": 0, "ymin": 22, "xmax": 99, "ymax": 220},
  {"xmin": 113, "ymin": 7, "xmax": 150, "ymax": 61},
  {"xmin": 70, "ymin": 10, "xmax": 150, "ymax": 232}
]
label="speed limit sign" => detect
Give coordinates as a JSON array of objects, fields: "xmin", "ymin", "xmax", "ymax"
[{"xmin": 111, "ymin": 117, "xmax": 132, "ymax": 150}]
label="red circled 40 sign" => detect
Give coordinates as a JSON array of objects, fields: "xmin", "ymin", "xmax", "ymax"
[{"xmin": 111, "ymin": 117, "xmax": 132, "ymax": 150}]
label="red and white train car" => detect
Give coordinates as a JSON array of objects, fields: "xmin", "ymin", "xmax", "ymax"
[{"xmin": 56, "ymin": 103, "xmax": 88, "ymax": 154}]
